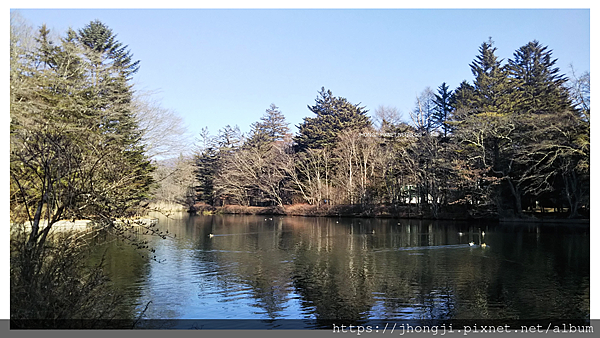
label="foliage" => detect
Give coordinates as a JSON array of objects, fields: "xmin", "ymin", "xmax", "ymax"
[
  {"xmin": 294, "ymin": 87, "xmax": 371, "ymax": 151},
  {"xmin": 10, "ymin": 17, "xmax": 159, "ymax": 324},
  {"xmin": 432, "ymin": 82, "xmax": 453, "ymax": 137},
  {"xmin": 182, "ymin": 39, "xmax": 588, "ymax": 219},
  {"xmin": 10, "ymin": 229, "xmax": 130, "ymax": 328},
  {"xmin": 246, "ymin": 103, "xmax": 290, "ymax": 149}
]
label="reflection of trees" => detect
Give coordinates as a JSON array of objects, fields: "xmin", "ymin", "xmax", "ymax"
[
  {"xmin": 481, "ymin": 226, "xmax": 590, "ymax": 320},
  {"xmin": 112, "ymin": 214, "xmax": 588, "ymax": 323},
  {"xmin": 290, "ymin": 222, "xmax": 377, "ymax": 324},
  {"xmin": 188, "ymin": 216, "xmax": 296, "ymax": 319},
  {"xmin": 87, "ymin": 230, "xmax": 151, "ymax": 319}
]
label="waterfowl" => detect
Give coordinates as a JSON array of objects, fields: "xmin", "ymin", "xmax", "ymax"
[
  {"xmin": 469, "ymin": 241, "xmax": 475, "ymax": 246},
  {"xmin": 208, "ymin": 233, "xmax": 214, "ymax": 238},
  {"xmin": 481, "ymin": 243, "xmax": 487, "ymax": 248}
]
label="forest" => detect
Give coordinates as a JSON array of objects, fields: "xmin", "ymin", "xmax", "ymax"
[
  {"xmin": 9, "ymin": 14, "xmax": 589, "ymax": 327},
  {"xmin": 189, "ymin": 40, "xmax": 590, "ymax": 220},
  {"xmin": 10, "ymin": 18, "xmax": 590, "ymax": 231}
]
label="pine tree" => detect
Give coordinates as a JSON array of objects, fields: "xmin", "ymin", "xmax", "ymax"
[
  {"xmin": 77, "ymin": 19, "xmax": 140, "ymax": 78},
  {"xmin": 217, "ymin": 125, "xmax": 244, "ymax": 152},
  {"xmin": 452, "ymin": 39, "xmax": 523, "ymax": 215},
  {"xmin": 76, "ymin": 21, "xmax": 142, "ymax": 147},
  {"xmin": 432, "ymin": 82, "xmax": 453, "ymax": 137},
  {"xmin": 10, "ymin": 21, "xmax": 154, "ymax": 243},
  {"xmin": 246, "ymin": 103, "xmax": 290, "ymax": 149},
  {"xmin": 194, "ymin": 128, "xmax": 220, "ymax": 205},
  {"xmin": 469, "ymin": 39, "xmax": 516, "ymax": 115},
  {"xmin": 508, "ymin": 40, "xmax": 571, "ymax": 115},
  {"xmin": 508, "ymin": 41, "xmax": 587, "ymax": 216},
  {"xmin": 451, "ymin": 80, "xmax": 477, "ymax": 113},
  {"xmin": 294, "ymin": 87, "xmax": 371, "ymax": 151}
]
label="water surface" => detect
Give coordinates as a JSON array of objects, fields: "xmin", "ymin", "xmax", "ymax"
[{"xmin": 95, "ymin": 213, "xmax": 589, "ymax": 328}]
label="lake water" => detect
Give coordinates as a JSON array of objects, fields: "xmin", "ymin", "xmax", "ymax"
[{"xmin": 95, "ymin": 213, "xmax": 589, "ymax": 329}]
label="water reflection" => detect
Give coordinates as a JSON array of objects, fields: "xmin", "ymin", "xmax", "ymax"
[{"xmin": 96, "ymin": 214, "xmax": 589, "ymax": 325}]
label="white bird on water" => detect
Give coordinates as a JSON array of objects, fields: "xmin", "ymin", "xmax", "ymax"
[{"xmin": 469, "ymin": 241, "xmax": 475, "ymax": 246}]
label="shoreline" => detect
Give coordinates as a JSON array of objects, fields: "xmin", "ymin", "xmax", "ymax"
[{"xmin": 187, "ymin": 203, "xmax": 590, "ymax": 224}]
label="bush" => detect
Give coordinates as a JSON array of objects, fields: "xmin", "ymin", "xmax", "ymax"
[{"xmin": 10, "ymin": 227, "xmax": 133, "ymax": 329}]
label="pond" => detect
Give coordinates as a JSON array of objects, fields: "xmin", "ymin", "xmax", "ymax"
[{"xmin": 95, "ymin": 213, "xmax": 589, "ymax": 329}]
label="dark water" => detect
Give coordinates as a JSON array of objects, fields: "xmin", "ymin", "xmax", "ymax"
[{"xmin": 94, "ymin": 213, "xmax": 589, "ymax": 328}]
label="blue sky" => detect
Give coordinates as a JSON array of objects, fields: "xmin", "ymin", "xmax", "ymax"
[{"xmin": 11, "ymin": 7, "xmax": 591, "ymax": 143}]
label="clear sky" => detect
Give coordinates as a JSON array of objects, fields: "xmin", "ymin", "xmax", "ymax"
[{"xmin": 10, "ymin": 6, "xmax": 591, "ymax": 144}]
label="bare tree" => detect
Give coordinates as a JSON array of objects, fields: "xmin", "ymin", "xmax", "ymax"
[
  {"xmin": 335, "ymin": 129, "xmax": 379, "ymax": 205},
  {"xmin": 567, "ymin": 66, "xmax": 590, "ymax": 121},
  {"xmin": 514, "ymin": 110, "xmax": 589, "ymax": 217},
  {"xmin": 410, "ymin": 87, "xmax": 437, "ymax": 134},
  {"xmin": 132, "ymin": 90, "xmax": 191, "ymax": 159},
  {"xmin": 214, "ymin": 142, "xmax": 291, "ymax": 207},
  {"xmin": 372, "ymin": 105, "xmax": 403, "ymax": 132},
  {"xmin": 150, "ymin": 155, "xmax": 197, "ymax": 210},
  {"xmin": 289, "ymin": 147, "xmax": 335, "ymax": 206}
]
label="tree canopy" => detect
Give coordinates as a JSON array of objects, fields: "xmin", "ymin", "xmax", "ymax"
[{"xmin": 294, "ymin": 87, "xmax": 371, "ymax": 151}]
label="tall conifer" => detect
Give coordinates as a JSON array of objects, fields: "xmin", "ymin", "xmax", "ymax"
[{"xmin": 294, "ymin": 87, "xmax": 370, "ymax": 151}]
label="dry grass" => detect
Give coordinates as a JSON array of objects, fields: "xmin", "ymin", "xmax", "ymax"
[{"xmin": 147, "ymin": 201, "xmax": 188, "ymax": 212}]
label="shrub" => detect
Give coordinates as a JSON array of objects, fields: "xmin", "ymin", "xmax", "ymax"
[{"xmin": 10, "ymin": 227, "xmax": 132, "ymax": 329}]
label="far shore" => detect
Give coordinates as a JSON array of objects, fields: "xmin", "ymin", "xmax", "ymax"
[{"xmin": 185, "ymin": 203, "xmax": 590, "ymax": 224}]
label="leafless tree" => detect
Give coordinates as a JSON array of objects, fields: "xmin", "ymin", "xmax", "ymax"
[
  {"xmin": 150, "ymin": 155, "xmax": 197, "ymax": 210},
  {"xmin": 515, "ymin": 110, "xmax": 589, "ymax": 217},
  {"xmin": 214, "ymin": 142, "xmax": 291, "ymax": 207},
  {"xmin": 291, "ymin": 147, "xmax": 333, "ymax": 206},
  {"xmin": 132, "ymin": 90, "xmax": 192, "ymax": 159},
  {"xmin": 372, "ymin": 105, "xmax": 403, "ymax": 132}
]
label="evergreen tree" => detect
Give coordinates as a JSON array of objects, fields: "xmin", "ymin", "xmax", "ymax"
[
  {"xmin": 75, "ymin": 21, "xmax": 141, "ymax": 148},
  {"xmin": 507, "ymin": 42, "xmax": 586, "ymax": 216},
  {"xmin": 217, "ymin": 125, "xmax": 244, "ymax": 152},
  {"xmin": 508, "ymin": 40, "xmax": 571, "ymax": 115},
  {"xmin": 77, "ymin": 19, "xmax": 140, "ymax": 78},
  {"xmin": 10, "ymin": 21, "xmax": 154, "ymax": 245},
  {"xmin": 195, "ymin": 128, "xmax": 220, "ymax": 205},
  {"xmin": 246, "ymin": 103, "xmax": 290, "ymax": 149},
  {"xmin": 452, "ymin": 39, "xmax": 523, "ymax": 215},
  {"xmin": 451, "ymin": 80, "xmax": 477, "ymax": 113},
  {"xmin": 469, "ymin": 39, "xmax": 516, "ymax": 115},
  {"xmin": 432, "ymin": 82, "xmax": 453, "ymax": 137},
  {"xmin": 294, "ymin": 87, "xmax": 370, "ymax": 151}
]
